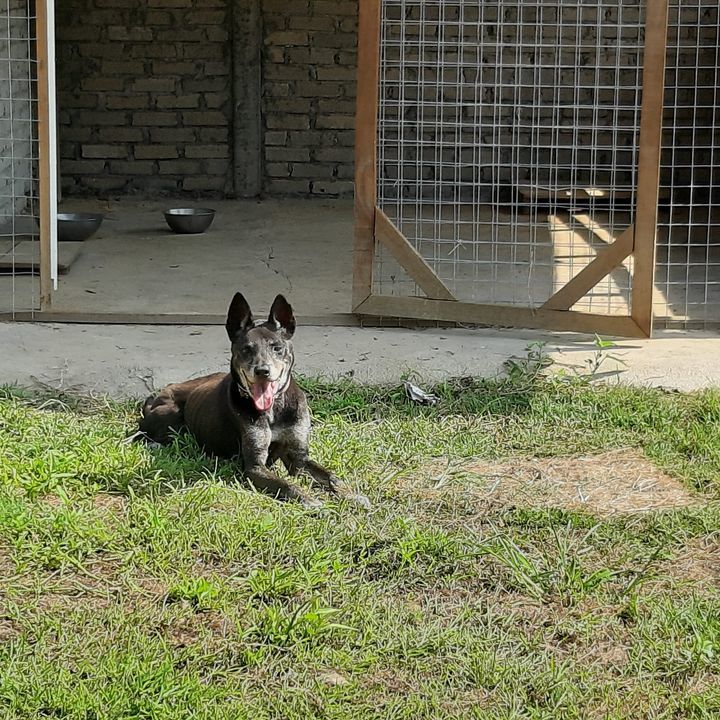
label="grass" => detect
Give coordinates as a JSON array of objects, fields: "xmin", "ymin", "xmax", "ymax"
[{"xmin": 0, "ymin": 361, "xmax": 719, "ymax": 719}]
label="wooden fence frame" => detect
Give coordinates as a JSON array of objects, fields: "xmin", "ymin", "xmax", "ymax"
[
  {"xmin": 36, "ymin": 0, "xmax": 53, "ymax": 310},
  {"xmin": 352, "ymin": 0, "xmax": 669, "ymax": 338}
]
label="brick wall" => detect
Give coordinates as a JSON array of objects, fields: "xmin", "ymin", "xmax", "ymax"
[
  {"xmin": 0, "ymin": 0, "xmax": 33, "ymax": 223},
  {"xmin": 50, "ymin": 0, "xmax": 712, "ymax": 202},
  {"xmin": 55, "ymin": 0, "xmax": 359, "ymax": 198},
  {"xmin": 261, "ymin": 0, "xmax": 358, "ymax": 196},
  {"xmin": 56, "ymin": 0, "xmax": 233, "ymax": 196}
]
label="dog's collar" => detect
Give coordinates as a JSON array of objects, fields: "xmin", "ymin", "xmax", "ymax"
[
  {"xmin": 235, "ymin": 373, "xmax": 251, "ymax": 397},
  {"xmin": 230, "ymin": 366, "xmax": 251, "ymax": 399}
]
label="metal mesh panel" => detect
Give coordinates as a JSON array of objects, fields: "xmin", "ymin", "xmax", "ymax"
[
  {"xmin": 375, "ymin": 0, "xmax": 645, "ymax": 315},
  {"xmin": 0, "ymin": 0, "xmax": 40, "ymax": 315},
  {"xmin": 655, "ymin": 0, "xmax": 720, "ymax": 329}
]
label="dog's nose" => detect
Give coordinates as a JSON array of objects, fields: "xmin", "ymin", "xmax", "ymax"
[{"xmin": 255, "ymin": 365, "xmax": 271, "ymax": 378}]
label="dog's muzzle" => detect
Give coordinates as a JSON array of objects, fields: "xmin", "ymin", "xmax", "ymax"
[{"xmin": 237, "ymin": 366, "xmax": 290, "ymax": 413}]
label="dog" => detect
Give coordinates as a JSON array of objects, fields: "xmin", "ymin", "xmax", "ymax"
[{"xmin": 137, "ymin": 292, "xmax": 369, "ymax": 509}]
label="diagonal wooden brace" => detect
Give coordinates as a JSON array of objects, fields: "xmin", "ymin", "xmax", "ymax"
[
  {"xmin": 374, "ymin": 208, "xmax": 457, "ymax": 301},
  {"xmin": 542, "ymin": 225, "xmax": 634, "ymax": 311}
]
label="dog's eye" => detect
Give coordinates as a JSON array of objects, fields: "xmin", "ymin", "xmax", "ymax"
[
  {"xmin": 271, "ymin": 344, "xmax": 283, "ymax": 354},
  {"xmin": 242, "ymin": 344, "xmax": 253, "ymax": 354}
]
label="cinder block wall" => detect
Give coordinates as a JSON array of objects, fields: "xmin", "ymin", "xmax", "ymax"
[
  {"xmin": 661, "ymin": 3, "xmax": 718, "ymax": 199},
  {"xmin": 56, "ymin": 0, "xmax": 233, "ymax": 196},
  {"xmin": 261, "ymin": 0, "xmax": 357, "ymax": 196},
  {"xmin": 51, "ymin": 0, "xmax": 712, "ymax": 202},
  {"xmin": 0, "ymin": 0, "xmax": 33, "ymax": 221},
  {"xmin": 55, "ymin": 0, "xmax": 359, "ymax": 198},
  {"xmin": 376, "ymin": 2, "xmax": 714, "ymax": 203}
]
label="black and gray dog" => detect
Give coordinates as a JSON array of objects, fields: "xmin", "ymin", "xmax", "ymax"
[{"xmin": 138, "ymin": 292, "xmax": 369, "ymax": 509}]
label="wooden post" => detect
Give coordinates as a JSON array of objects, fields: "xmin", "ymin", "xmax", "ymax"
[
  {"xmin": 36, "ymin": 0, "xmax": 53, "ymax": 309},
  {"xmin": 352, "ymin": 0, "xmax": 381, "ymax": 310},
  {"xmin": 631, "ymin": 0, "xmax": 669, "ymax": 337}
]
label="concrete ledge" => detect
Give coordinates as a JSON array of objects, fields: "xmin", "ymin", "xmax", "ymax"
[{"xmin": 1, "ymin": 321, "xmax": 718, "ymax": 398}]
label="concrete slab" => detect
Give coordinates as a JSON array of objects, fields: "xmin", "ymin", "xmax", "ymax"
[
  {"xmin": 1, "ymin": 197, "xmax": 717, "ymax": 328},
  {"xmin": 1, "ymin": 321, "xmax": 718, "ymax": 398},
  {"xmin": 1, "ymin": 198, "xmax": 353, "ymax": 317}
]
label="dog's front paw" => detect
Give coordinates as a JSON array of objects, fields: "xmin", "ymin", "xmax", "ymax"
[
  {"xmin": 299, "ymin": 495, "xmax": 325, "ymax": 511},
  {"xmin": 345, "ymin": 492, "xmax": 372, "ymax": 510}
]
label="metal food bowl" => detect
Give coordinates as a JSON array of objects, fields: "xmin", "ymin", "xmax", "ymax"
[
  {"xmin": 163, "ymin": 208, "xmax": 216, "ymax": 234},
  {"xmin": 57, "ymin": 212, "xmax": 104, "ymax": 242}
]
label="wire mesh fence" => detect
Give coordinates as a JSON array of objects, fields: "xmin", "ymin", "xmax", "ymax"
[
  {"xmin": 0, "ymin": 0, "xmax": 40, "ymax": 315},
  {"xmin": 375, "ymin": 0, "xmax": 645, "ymax": 316},
  {"xmin": 3, "ymin": 0, "xmax": 718, "ymax": 329},
  {"xmin": 655, "ymin": 0, "xmax": 720, "ymax": 329}
]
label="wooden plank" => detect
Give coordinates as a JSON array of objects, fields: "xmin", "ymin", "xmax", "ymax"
[
  {"xmin": 352, "ymin": 0, "xmax": 381, "ymax": 309},
  {"xmin": 355, "ymin": 294, "xmax": 646, "ymax": 338},
  {"xmin": 374, "ymin": 208, "xmax": 457, "ymax": 301},
  {"xmin": 36, "ymin": 0, "xmax": 52, "ymax": 309},
  {"xmin": 0, "ymin": 312, "xmax": 361, "ymax": 327},
  {"xmin": 631, "ymin": 0, "xmax": 669, "ymax": 337},
  {"xmin": 542, "ymin": 225, "xmax": 634, "ymax": 311},
  {"xmin": 517, "ymin": 186, "xmax": 634, "ymax": 202},
  {"xmin": 0, "ymin": 240, "xmax": 83, "ymax": 273}
]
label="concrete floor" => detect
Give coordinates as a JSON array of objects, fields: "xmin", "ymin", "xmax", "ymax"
[
  {"xmin": 1, "ymin": 197, "xmax": 718, "ymax": 397},
  {"xmin": 0, "ymin": 197, "xmax": 717, "ymax": 328},
  {"xmin": 0, "ymin": 198, "xmax": 354, "ymax": 319},
  {"xmin": 372, "ymin": 206, "xmax": 631, "ymax": 312}
]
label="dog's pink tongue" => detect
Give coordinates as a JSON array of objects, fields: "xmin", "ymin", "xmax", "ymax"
[{"xmin": 251, "ymin": 381, "xmax": 277, "ymax": 412}]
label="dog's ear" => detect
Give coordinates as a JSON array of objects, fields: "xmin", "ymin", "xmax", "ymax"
[
  {"xmin": 226, "ymin": 292, "xmax": 254, "ymax": 339},
  {"xmin": 268, "ymin": 294, "xmax": 296, "ymax": 337}
]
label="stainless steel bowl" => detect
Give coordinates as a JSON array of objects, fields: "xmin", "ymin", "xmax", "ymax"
[
  {"xmin": 57, "ymin": 212, "xmax": 104, "ymax": 242},
  {"xmin": 163, "ymin": 208, "xmax": 216, "ymax": 234}
]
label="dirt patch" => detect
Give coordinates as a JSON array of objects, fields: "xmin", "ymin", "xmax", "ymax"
[
  {"xmin": 92, "ymin": 493, "xmax": 126, "ymax": 513},
  {"xmin": 582, "ymin": 638, "xmax": 630, "ymax": 670},
  {"xmin": 40, "ymin": 493, "xmax": 126, "ymax": 513},
  {"xmin": 163, "ymin": 611, "xmax": 229, "ymax": 648},
  {"xmin": 364, "ymin": 667, "xmax": 418, "ymax": 695},
  {"xmin": 415, "ymin": 449, "xmax": 701, "ymax": 517},
  {"xmin": 0, "ymin": 544, "xmax": 17, "ymax": 578},
  {"xmin": 656, "ymin": 536, "xmax": 720, "ymax": 588},
  {"xmin": 317, "ymin": 669, "xmax": 350, "ymax": 687},
  {"xmin": 0, "ymin": 618, "xmax": 20, "ymax": 641}
]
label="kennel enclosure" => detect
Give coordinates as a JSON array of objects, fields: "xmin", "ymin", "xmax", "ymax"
[
  {"xmin": 1, "ymin": 0, "xmax": 719, "ymax": 334},
  {"xmin": 353, "ymin": 0, "xmax": 720, "ymax": 336}
]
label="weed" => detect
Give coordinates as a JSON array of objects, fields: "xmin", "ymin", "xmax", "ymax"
[{"xmin": 165, "ymin": 576, "xmax": 223, "ymax": 611}]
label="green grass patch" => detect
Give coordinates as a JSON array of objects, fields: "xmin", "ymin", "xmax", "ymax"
[{"xmin": 0, "ymin": 371, "xmax": 719, "ymax": 718}]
